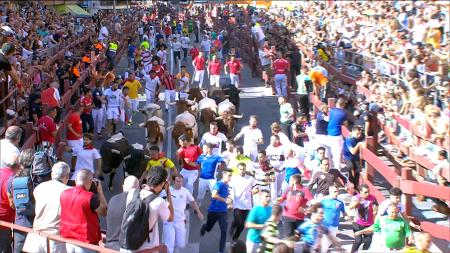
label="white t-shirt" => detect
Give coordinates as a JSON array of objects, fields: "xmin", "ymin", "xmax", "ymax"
[
  {"xmin": 251, "ymin": 25, "xmax": 265, "ymax": 41},
  {"xmin": 171, "ymin": 41, "xmax": 182, "ymax": 52},
  {"xmin": 229, "ymin": 175, "xmax": 255, "ymax": 210},
  {"xmin": 239, "ymin": 126, "xmax": 263, "ymax": 152},
  {"xmin": 142, "ymin": 74, "xmax": 160, "ymax": 93},
  {"xmin": 161, "ymin": 186, "xmax": 193, "ymax": 222},
  {"xmin": 71, "ymin": 146, "xmax": 101, "ymax": 180},
  {"xmin": 121, "ymin": 189, "xmax": 170, "ymax": 252},
  {"xmin": 157, "ymin": 50, "xmax": 167, "ymax": 65},
  {"xmin": 138, "ymin": 27, "xmax": 144, "ymax": 35},
  {"xmin": 259, "ymin": 49, "xmax": 271, "ymax": 66},
  {"xmin": 98, "ymin": 26, "xmax": 109, "ymax": 41},
  {"xmin": 200, "ymin": 132, "xmax": 228, "ymax": 156},
  {"xmin": 265, "ymin": 144, "xmax": 285, "ymax": 169},
  {"xmin": 200, "ymin": 40, "xmax": 212, "ymax": 52},
  {"xmin": 180, "ymin": 36, "xmax": 190, "ymax": 48},
  {"xmin": 276, "ymin": 131, "xmax": 291, "ymax": 146},
  {"xmin": 104, "ymin": 88, "xmax": 122, "ymax": 108},
  {"xmin": 377, "ymin": 199, "xmax": 405, "ymax": 216},
  {"xmin": 0, "ymin": 139, "xmax": 20, "ymax": 168},
  {"xmin": 32, "ymin": 180, "xmax": 71, "ymax": 234}
]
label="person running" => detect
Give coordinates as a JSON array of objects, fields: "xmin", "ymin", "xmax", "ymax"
[
  {"xmin": 260, "ymin": 205, "xmax": 294, "ymax": 253},
  {"xmin": 161, "ymin": 70, "xmax": 177, "ymax": 111},
  {"xmin": 224, "ymin": 54, "xmax": 243, "ymax": 88},
  {"xmin": 208, "ymin": 55, "xmax": 222, "ymax": 87},
  {"xmin": 250, "ymin": 150, "xmax": 277, "ymax": 203},
  {"xmin": 92, "ymin": 81, "xmax": 106, "ymax": 138},
  {"xmin": 320, "ymin": 185, "xmax": 349, "ymax": 252},
  {"xmin": 234, "ymin": 115, "xmax": 263, "ymax": 161},
  {"xmin": 141, "ymin": 145, "xmax": 177, "ymax": 184},
  {"xmin": 245, "ymin": 190, "xmax": 273, "ymax": 253},
  {"xmin": 104, "ymin": 81, "xmax": 122, "ymax": 136},
  {"xmin": 180, "ymin": 33, "xmax": 190, "ymax": 61},
  {"xmin": 272, "ymin": 51, "xmax": 290, "ymax": 97},
  {"xmin": 228, "ymin": 146, "xmax": 253, "ymax": 175},
  {"xmin": 355, "ymin": 203, "xmax": 413, "ymax": 251},
  {"xmin": 141, "ymin": 69, "xmax": 161, "ymax": 105},
  {"xmin": 325, "ymin": 98, "xmax": 347, "ymax": 171},
  {"xmin": 295, "ymin": 203, "xmax": 343, "ymax": 253},
  {"xmin": 177, "ymin": 134, "xmax": 203, "ymax": 195},
  {"xmin": 123, "ymin": 72, "xmax": 142, "ymax": 123},
  {"xmin": 278, "ymin": 96, "xmax": 295, "ymax": 140},
  {"xmin": 342, "ymin": 125, "xmax": 366, "ymax": 190},
  {"xmin": 221, "ymin": 140, "xmax": 237, "ymax": 167},
  {"xmin": 176, "ymin": 65, "xmax": 191, "ymax": 100},
  {"xmin": 229, "ymin": 163, "xmax": 257, "ymax": 241},
  {"xmin": 307, "ymin": 158, "xmax": 347, "ymax": 201},
  {"xmin": 266, "ymin": 135, "xmax": 286, "ymax": 195},
  {"xmin": 192, "ymin": 51, "xmax": 206, "ymax": 88},
  {"xmin": 195, "ymin": 143, "xmax": 226, "ymax": 206},
  {"xmin": 348, "ymin": 184, "xmax": 378, "ymax": 253},
  {"xmin": 162, "ymin": 174, "xmax": 203, "ymax": 253},
  {"xmin": 200, "ymin": 169, "xmax": 233, "ymax": 253},
  {"xmin": 276, "ymin": 174, "xmax": 313, "ymax": 237},
  {"xmin": 402, "ymin": 232, "xmax": 432, "ymax": 253},
  {"xmin": 199, "ymin": 121, "xmax": 228, "ymax": 156}
]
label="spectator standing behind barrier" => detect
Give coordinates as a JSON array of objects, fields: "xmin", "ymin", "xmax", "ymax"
[
  {"xmin": 28, "ymin": 92, "xmax": 43, "ymax": 124},
  {"xmin": 272, "ymin": 52, "xmax": 290, "ymax": 97},
  {"xmin": 0, "ymin": 152, "xmax": 19, "ymax": 253},
  {"xmin": 6, "ymin": 149, "xmax": 36, "ymax": 252},
  {"xmin": 245, "ymin": 190, "xmax": 272, "ymax": 253},
  {"xmin": 0, "ymin": 126, "xmax": 21, "ymax": 168},
  {"xmin": 0, "ymin": 43, "xmax": 20, "ymax": 85},
  {"xmin": 342, "ymin": 125, "xmax": 366, "ymax": 190},
  {"xmin": 348, "ymin": 184, "xmax": 378, "ymax": 253},
  {"xmin": 162, "ymin": 174, "xmax": 203, "ymax": 253},
  {"xmin": 60, "ymin": 169, "xmax": 107, "ymax": 253},
  {"xmin": 325, "ymin": 98, "xmax": 348, "ymax": 171},
  {"xmin": 200, "ymin": 169, "xmax": 233, "ymax": 253},
  {"xmin": 105, "ymin": 176, "xmax": 140, "ymax": 250},
  {"xmin": 21, "ymin": 162, "xmax": 70, "ymax": 252}
]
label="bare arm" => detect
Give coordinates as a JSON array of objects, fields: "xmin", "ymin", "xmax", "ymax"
[{"xmin": 95, "ymin": 183, "xmax": 108, "ymax": 217}]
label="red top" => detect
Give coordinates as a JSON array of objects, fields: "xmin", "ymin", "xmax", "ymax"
[
  {"xmin": 208, "ymin": 60, "xmax": 221, "ymax": 75},
  {"xmin": 189, "ymin": 47, "xmax": 199, "ymax": 60},
  {"xmin": 193, "ymin": 56, "xmax": 206, "ymax": 71},
  {"xmin": 151, "ymin": 65, "xmax": 165, "ymax": 78},
  {"xmin": 226, "ymin": 60, "xmax": 241, "ymax": 74},
  {"xmin": 60, "ymin": 186, "xmax": 101, "ymax": 244},
  {"xmin": 213, "ymin": 39, "xmax": 222, "ymax": 50},
  {"xmin": 41, "ymin": 87, "xmax": 60, "ymax": 107},
  {"xmin": 0, "ymin": 167, "xmax": 15, "ymax": 225},
  {"xmin": 273, "ymin": 58, "xmax": 290, "ymax": 75},
  {"xmin": 280, "ymin": 185, "xmax": 313, "ymax": 221},
  {"xmin": 162, "ymin": 73, "xmax": 176, "ymax": 90},
  {"xmin": 80, "ymin": 95, "xmax": 93, "ymax": 114},
  {"xmin": 164, "ymin": 26, "xmax": 172, "ymax": 35},
  {"xmin": 37, "ymin": 115, "xmax": 57, "ymax": 144},
  {"xmin": 178, "ymin": 144, "xmax": 203, "ymax": 170},
  {"xmin": 66, "ymin": 112, "xmax": 82, "ymax": 140}
]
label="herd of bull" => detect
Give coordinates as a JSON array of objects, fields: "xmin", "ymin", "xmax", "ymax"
[{"xmin": 99, "ymin": 84, "xmax": 242, "ymax": 189}]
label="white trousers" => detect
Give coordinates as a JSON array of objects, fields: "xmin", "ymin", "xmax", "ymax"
[
  {"xmin": 246, "ymin": 239, "xmax": 259, "ymax": 253},
  {"xmin": 106, "ymin": 107, "xmax": 120, "ymax": 120},
  {"xmin": 243, "ymin": 147, "xmax": 258, "ymax": 162},
  {"xmin": 163, "ymin": 221, "xmax": 187, "ymax": 253},
  {"xmin": 146, "ymin": 90, "xmax": 156, "ymax": 104},
  {"xmin": 67, "ymin": 139, "xmax": 83, "ymax": 150},
  {"xmin": 165, "ymin": 89, "xmax": 176, "ymax": 110},
  {"xmin": 92, "ymin": 108, "xmax": 103, "ymax": 134},
  {"xmin": 23, "ymin": 233, "xmax": 67, "ymax": 253},
  {"xmin": 230, "ymin": 73, "xmax": 240, "ymax": 88},
  {"xmin": 197, "ymin": 178, "xmax": 216, "ymax": 200},
  {"xmin": 180, "ymin": 169, "xmax": 198, "ymax": 195},
  {"xmin": 66, "ymin": 243, "xmax": 96, "ymax": 253},
  {"xmin": 193, "ymin": 70, "xmax": 205, "ymax": 88},
  {"xmin": 274, "ymin": 74, "xmax": 288, "ymax": 97},
  {"xmin": 130, "ymin": 98, "xmax": 139, "ymax": 112},
  {"xmin": 321, "ymin": 226, "xmax": 338, "ymax": 253},
  {"xmin": 210, "ymin": 74, "xmax": 220, "ymax": 87},
  {"xmin": 327, "ymin": 135, "xmax": 344, "ymax": 171}
]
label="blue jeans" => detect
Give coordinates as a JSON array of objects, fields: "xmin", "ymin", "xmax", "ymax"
[
  {"xmin": 14, "ymin": 230, "xmax": 27, "ymax": 253},
  {"xmin": 202, "ymin": 211, "xmax": 228, "ymax": 252}
]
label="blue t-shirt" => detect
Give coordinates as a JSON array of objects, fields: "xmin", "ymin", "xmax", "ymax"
[
  {"xmin": 208, "ymin": 181, "xmax": 229, "ymax": 213},
  {"xmin": 196, "ymin": 154, "xmax": 224, "ymax": 180},
  {"xmin": 316, "ymin": 111, "xmax": 328, "ymax": 135},
  {"xmin": 128, "ymin": 45, "xmax": 136, "ymax": 58},
  {"xmin": 246, "ymin": 205, "xmax": 272, "ymax": 243},
  {"xmin": 155, "ymin": 33, "xmax": 164, "ymax": 42},
  {"xmin": 284, "ymin": 167, "xmax": 301, "ymax": 183},
  {"xmin": 296, "ymin": 220, "xmax": 329, "ymax": 249},
  {"xmin": 327, "ymin": 108, "xmax": 347, "ymax": 136},
  {"xmin": 343, "ymin": 137, "xmax": 361, "ymax": 161},
  {"xmin": 321, "ymin": 197, "xmax": 346, "ymax": 227}
]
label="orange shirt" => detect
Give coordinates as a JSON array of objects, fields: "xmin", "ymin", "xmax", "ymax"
[{"xmin": 309, "ymin": 70, "xmax": 328, "ymax": 86}]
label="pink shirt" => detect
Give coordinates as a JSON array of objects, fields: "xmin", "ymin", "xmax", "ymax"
[{"xmin": 352, "ymin": 194, "xmax": 378, "ymax": 226}]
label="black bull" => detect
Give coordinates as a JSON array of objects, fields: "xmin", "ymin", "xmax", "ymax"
[{"xmin": 100, "ymin": 135, "xmax": 148, "ymax": 189}]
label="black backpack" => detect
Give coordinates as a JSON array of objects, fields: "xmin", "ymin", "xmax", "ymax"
[{"xmin": 119, "ymin": 190, "xmax": 158, "ymax": 250}]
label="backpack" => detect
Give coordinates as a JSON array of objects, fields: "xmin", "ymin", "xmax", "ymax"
[
  {"xmin": 119, "ymin": 190, "xmax": 158, "ymax": 250},
  {"xmin": 12, "ymin": 176, "xmax": 35, "ymax": 217},
  {"xmin": 32, "ymin": 149, "xmax": 56, "ymax": 177}
]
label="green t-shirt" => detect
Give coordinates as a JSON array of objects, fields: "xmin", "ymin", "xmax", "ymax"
[
  {"xmin": 261, "ymin": 219, "xmax": 279, "ymax": 253},
  {"xmin": 373, "ymin": 216, "xmax": 412, "ymax": 249},
  {"xmin": 187, "ymin": 20, "xmax": 194, "ymax": 32},
  {"xmin": 296, "ymin": 73, "xmax": 311, "ymax": 95},
  {"xmin": 280, "ymin": 103, "xmax": 294, "ymax": 124},
  {"xmin": 246, "ymin": 205, "xmax": 272, "ymax": 243}
]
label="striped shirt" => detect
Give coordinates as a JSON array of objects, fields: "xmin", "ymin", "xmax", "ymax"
[
  {"xmin": 141, "ymin": 50, "xmax": 152, "ymax": 66},
  {"xmin": 161, "ymin": 73, "xmax": 176, "ymax": 90},
  {"xmin": 261, "ymin": 219, "xmax": 279, "ymax": 253}
]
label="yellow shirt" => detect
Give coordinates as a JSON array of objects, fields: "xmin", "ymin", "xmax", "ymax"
[
  {"xmin": 229, "ymin": 156, "xmax": 253, "ymax": 176},
  {"xmin": 123, "ymin": 80, "xmax": 142, "ymax": 99},
  {"xmin": 402, "ymin": 247, "xmax": 430, "ymax": 253},
  {"xmin": 146, "ymin": 158, "xmax": 175, "ymax": 172}
]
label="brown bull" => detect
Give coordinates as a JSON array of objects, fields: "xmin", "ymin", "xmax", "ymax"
[
  {"xmin": 215, "ymin": 111, "xmax": 243, "ymax": 138},
  {"xmin": 144, "ymin": 121, "xmax": 164, "ymax": 150},
  {"xmin": 171, "ymin": 121, "xmax": 194, "ymax": 147},
  {"xmin": 188, "ymin": 87, "xmax": 204, "ymax": 102},
  {"xmin": 200, "ymin": 108, "xmax": 217, "ymax": 134},
  {"xmin": 175, "ymin": 100, "xmax": 197, "ymax": 116}
]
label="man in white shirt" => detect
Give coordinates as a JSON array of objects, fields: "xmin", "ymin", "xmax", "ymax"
[
  {"xmin": 104, "ymin": 82, "xmax": 122, "ymax": 137},
  {"xmin": 251, "ymin": 23, "xmax": 266, "ymax": 47},
  {"xmin": 162, "ymin": 174, "xmax": 203, "ymax": 253},
  {"xmin": 265, "ymin": 135, "xmax": 286, "ymax": 196},
  {"xmin": 180, "ymin": 33, "xmax": 190, "ymax": 61},
  {"xmin": 199, "ymin": 121, "xmax": 228, "ymax": 156},
  {"xmin": 141, "ymin": 69, "xmax": 161, "ymax": 105},
  {"xmin": 229, "ymin": 163, "xmax": 257, "ymax": 241},
  {"xmin": 171, "ymin": 37, "xmax": 182, "ymax": 68},
  {"xmin": 122, "ymin": 167, "xmax": 174, "ymax": 252},
  {"xmin": 0, "ymin": 126, "xmax": 21, "ymax": 168},
  {"xmin": 68, "ymin": 133, "xmax": 102, "ymax": 180},
  {"xmin": 22, "ymin": 162, "xmax": 71, "ymax": 252},
  {"xmin": 200, "ymin": 35, "xmax": 212, "ymax": 59},
  {"xmin": 98, "ymin": 22, "xmax": 109, "ymax": 42},
  {"xmin": 233, "ymin": 115, "xmax": 263, "ymax": 161}
]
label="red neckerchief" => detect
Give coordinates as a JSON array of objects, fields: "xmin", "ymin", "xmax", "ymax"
[
  {"xmin": 249, "ymin": 125, "xmax": 256, "ymax": 130},
  {"xmin": 210, "ymin": 131, "xmax": 218, "ymax": 136},
  {"xmin": 84, "ymin": 144, "xmax": 94, "ymax": 150}
]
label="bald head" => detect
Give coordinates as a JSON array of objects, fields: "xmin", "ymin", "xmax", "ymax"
[
  {"xmin": 123, "ymin": 176, "xmax": 140, "ymax": 192},
  {"xmin": 76, "ymin": 169, "xmax": 93, "ymax": 187},
  {"xmin": 5, "ymin": 125, "xmax": 21, "ymax": 144}
]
